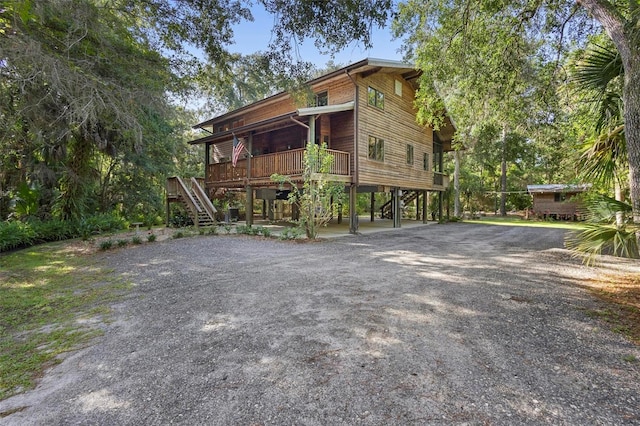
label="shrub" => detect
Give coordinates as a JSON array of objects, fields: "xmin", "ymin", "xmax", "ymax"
[
  {"xmin": 256, "ymin": 226, "xmax": 272, "ymax": 237},
  {"xmin": 99, "ymin": 240, "xmax": 114, "ymax": 251},
  {"xmin": 0, "ymin": 221, "xmax": 35, "ymax": 252},
  {"xmin": 236, "ymin": 224, "xmax": 251, "ymax": 234},
  {"xmin": 116, "ymin": 239, "xmax": 129, "ymax": 248},
  {"xmin": 147, "ymin": 233, "xmax": 157, "ymax": 242},
  {"xmin": 279, "ymin": 226, "xmax": 303, "ymax": 240},
  {"xmin": 29, "ymin": 218, "xmax": 76, "ymax": 242},
  {"xmin": 132, "ymin": 236, "xmax": 143, "ymax": 245},
  {"xmin": 173, "ymin": 231, "xmax": 185, "ymax": 239}
]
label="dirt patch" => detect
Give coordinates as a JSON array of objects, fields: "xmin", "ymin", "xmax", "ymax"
[{"xmin": 579, "ymin": 273, "xmax": 640, "ymax": 345}]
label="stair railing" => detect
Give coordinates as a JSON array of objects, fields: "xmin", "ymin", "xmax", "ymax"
[
  {"xmin": 175, "ymin": 176, "xmax": 201, "ymax": 220},
  {"xmin": 190, "ymin": 177, "xmax": 217, "ymax": 222}
]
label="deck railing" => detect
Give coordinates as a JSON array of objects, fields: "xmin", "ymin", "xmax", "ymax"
[{"xmin": 207, "ymin": 148, "xmax": 350, "ymax": 183}]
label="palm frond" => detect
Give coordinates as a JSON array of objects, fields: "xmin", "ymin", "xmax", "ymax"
[
  {"xmin": 566, "ymin": 224, "xmax": 639, "ymax": 265},
  {"xmin": 578, "ymin": 126, "xmax": 626, "ymax": 186},
  {"xmin": 571, "ymin": 43, "xmax": 623, "ymax": 92},
  {"xmin": 565, "ymin": 194, "xmax": 638, "ymax": 264},
  {"xmin": 582, "ymin": 194, "xmax": 632, "ymax": 223}
]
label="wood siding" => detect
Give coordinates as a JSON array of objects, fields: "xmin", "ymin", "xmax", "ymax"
[
  {"xmin": 532, "ymin": 193, "xmax": 583, "ymax": 218},
  {"xmin": 208, "ymin": 78, "xmax": 357, "ymax": 163},
  {"xmin": 355, "ymin": 72, "xmax": 435, "ymax": 190},
  {"xmin": 203, "ymin": 64, "xmax": 448, "ymax": 193}
]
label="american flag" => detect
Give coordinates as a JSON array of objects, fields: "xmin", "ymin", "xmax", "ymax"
[{"xmin": 232, "ymin": 134, "xmax": 245, "ymax": 167}]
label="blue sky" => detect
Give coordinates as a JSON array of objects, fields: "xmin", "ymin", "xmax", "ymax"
[{"xmin": 229, "ymin": 4, "xmax": 406, "ymax": 67}]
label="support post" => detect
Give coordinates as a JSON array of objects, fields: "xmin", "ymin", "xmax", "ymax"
[
  {"xmin": 349, "ymin": 185, "xmax": 358, "ymax": 234},
  {"xmin": 438, "ymin": 191, "xmax": 444, "ymax": 222},
  {"xmin": 393, "ymin": 188, "xmax": 401, "ymax": 228},
  {"xmin": 370, "ymin": 192, "xmax": 375, "ymax": 222},
  {"xmin": 245, "ymin": 134, "xmax": 253, "ymax": 226},
  {"xmin": 245, "ymin": 186, "xmax": 253, "ymax": 226},
  {"xmin": 422, "ymin": 190, "xmax": 428, "ymax": 224}
]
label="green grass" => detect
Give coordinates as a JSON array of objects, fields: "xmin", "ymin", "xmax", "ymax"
[
  {"xmin": 464, "ymin": 215, "xmax": 587, "ymax": 230},
  {"xmin": 0, "ymin": 242, "xmax": 129, "ymax": 400}
]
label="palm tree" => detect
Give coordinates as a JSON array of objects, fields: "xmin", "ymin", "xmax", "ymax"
[{"xmin": 565, "ymin": 37, "xmax": 638, "ymax": 261}]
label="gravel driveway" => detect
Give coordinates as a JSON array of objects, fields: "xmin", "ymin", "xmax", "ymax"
[{"xmin": 1, "ymin": 223, "xmax": 639, "ymax": 425}]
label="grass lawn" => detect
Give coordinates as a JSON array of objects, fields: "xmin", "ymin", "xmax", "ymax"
[
  {"xmin": 464, "ymin": 215, "xmax": 587, "ymax": 230},
  {"xmin": 0, "ymin": 241, "xmax": 129, "ymax": 400}
]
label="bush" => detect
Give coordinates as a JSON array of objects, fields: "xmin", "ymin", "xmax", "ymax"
[
  {"xmin": 99, "ymin": 240, "xmax": 114, "ymax": 251},
  {"xmin": 132, "ymin": 236, "xmax": 143, "ymax": 244},
  {"xmin": 0, "ymin": 221, "xmax": 36, "ymax": 252},
  {"xmin": 147, "ymin": 233, "xmax": 157, "ymax": 242},
  {"xmin": 256, "ymin": 226, "xmax": 272, "ymax": 237},
  {"xmin": 279, "ymin": 226, "xmax": 303, "ymax": 240},
  {"xmin": 116, "ymin": 239, "xmax": 129, "ymax": 248}
]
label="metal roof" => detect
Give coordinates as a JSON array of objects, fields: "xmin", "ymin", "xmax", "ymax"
[{"xmin": 527, "ymin": 184, "xmax": 591, "ymax": 194}]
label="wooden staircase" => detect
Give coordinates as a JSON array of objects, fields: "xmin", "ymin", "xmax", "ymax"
[
  {"xmin": 167, "ymin": 177, "xmax": 217, "ymax": 227},
  {"xmin": 380, "ymin": 190, "xmax": 418, "ymax": 219}
]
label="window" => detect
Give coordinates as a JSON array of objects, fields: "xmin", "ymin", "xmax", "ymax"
[
  {"xmin": 423, "ymin": 153, "xmax": 429, "ymax": 171},
  {"xmin": 368, "ymin": 87, "xmax": 384, "ymax": 110},
  {"xmin": 311, "ymin": 91, "xmax": 328, "ymax": 107},
  {"xmin": 554, "ymin": 193, "xmax": 566, "ymax": 202},
  {"xmin": 406, "ymin": 144, "xmax": 414, "ymax": 165},
  {"xmin": 368, "ymin": 136, "xmax": 384, "ymax": 161},
  {"xmin": 395, "ymin": 80, "xmax": 403, "ymax": 96},
  {"xmin": 433, "ymin": 134, "xmax": 443, "ymax": 173}
]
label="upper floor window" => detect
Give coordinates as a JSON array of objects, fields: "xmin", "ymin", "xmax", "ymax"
[
  {"xmin": 554, "ymin": 193, "xmax": 566, "ymax": 202},
  {"xmin": 406, "ymin": 144, "xmax": 414, "ymax": 165},
  {"xmin": 423, "ymin": 153, "xmax": 429, "ymax": 171},
  {"xmin": 368, "ymin": 136, "xmax": 384, "ymax": 161},
  {"xmin": 395, "ymin": 80, "xmax": 403, "ymax": 96},
  {"xmin": 310, "ymin": 91, "xmax": 328, "ymax": 107},
  {"xmin": 368, "ymin": 87, "xmax": 384, "ymax": 110}
]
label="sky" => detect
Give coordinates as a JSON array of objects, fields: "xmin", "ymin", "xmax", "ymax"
[{"xmin": 229, "ymin": 4, "xmax": 406, "ymax": 67}]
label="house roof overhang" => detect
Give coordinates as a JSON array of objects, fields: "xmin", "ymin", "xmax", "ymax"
[
  {"xmin": 297, "ymin": 101, "xmax": 354, "ymax": 116},
  {"xmin": 189, "ymin": 112, "xmax": 298, "ymax": 145}
]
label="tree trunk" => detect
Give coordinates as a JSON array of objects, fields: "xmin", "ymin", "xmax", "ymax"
[
  {"xmin": 500, "ymin": 125, "xmax": 507, "ymax": 216},
  {"xmin": 453, "ymin": 149, "xmax": 461, "ymax": 217},
  {"xmin": 623, "ymin": 56, "xmax": 640, "ymax": 230},
  {"xmin": 614, "ymin": 170, "xmax": 624, "ymax": 227}
]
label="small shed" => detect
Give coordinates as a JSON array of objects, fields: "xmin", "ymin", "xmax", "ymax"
[{"xmin": 527, "ymin": 184, "xmax": 591, "ymax": 220}]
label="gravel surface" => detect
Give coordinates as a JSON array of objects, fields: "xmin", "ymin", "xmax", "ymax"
[{"xmin": 1, "ymin": 223, "xmax": 640, "ymax": 425}]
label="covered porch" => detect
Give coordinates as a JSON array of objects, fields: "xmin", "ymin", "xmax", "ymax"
[{"xmin": 207, "ymin": 147, "xmax": 351, "ymax": 188}]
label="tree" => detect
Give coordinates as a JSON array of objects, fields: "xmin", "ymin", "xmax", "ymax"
[
  {"xmin": 0, "ymin": 0, "xmax": 179, "ymax": 220},
  {"xmin": 271, "ymin": 142, "xmax": 346, "ymax": 239},
  {"xmin": 393, "ymin": 0, "xmax": 640, "ymax": 238}
]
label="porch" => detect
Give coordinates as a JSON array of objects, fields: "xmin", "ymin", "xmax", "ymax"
[{"xmin": 206, "ymin": 147, "xmax": 351, "ymax": 188}]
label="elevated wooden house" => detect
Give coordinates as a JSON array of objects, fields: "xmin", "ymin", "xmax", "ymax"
[
  {"xmin": 168, "ymin": 58, "xmax": 455, "ymax": 233},
  {"xmin": 527, "ymin": 184, "xmax": 590, "ymax": 220}
]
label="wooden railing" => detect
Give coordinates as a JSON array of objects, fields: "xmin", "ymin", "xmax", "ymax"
[
  {"xmin": 175, "ymin": 176, "xmax": 201, "ymax": 217},
  {"xmin": 207, "ymin": 148, "xmax": 350, "ymax": 183},
  {"xmin": 190, "ymin": 177, "xmax": 217, "ymax": 218}
]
